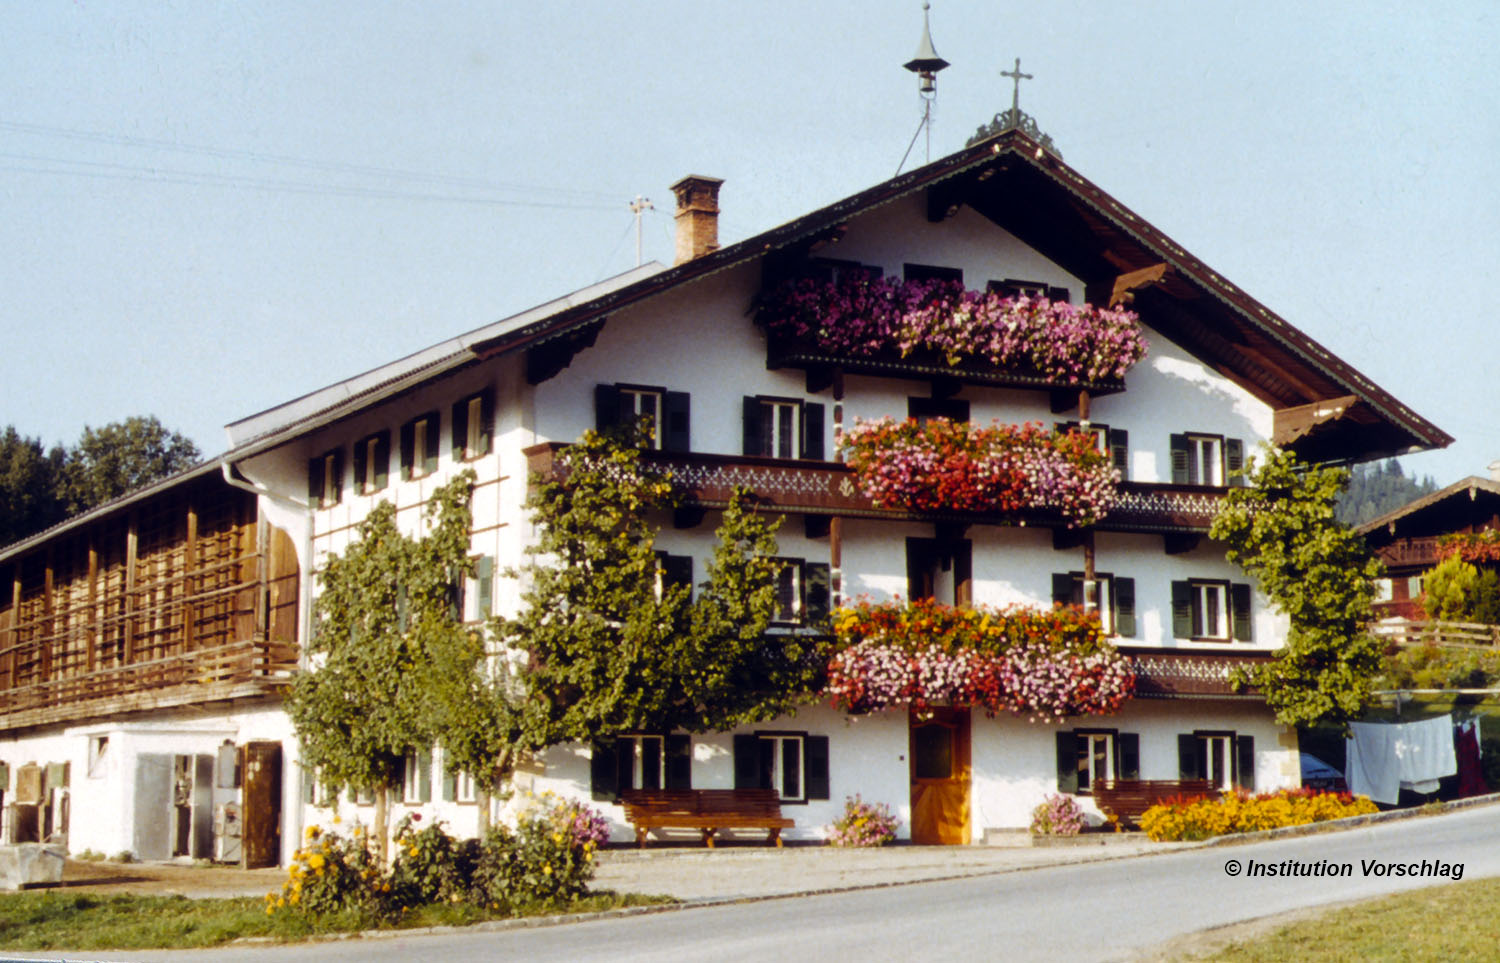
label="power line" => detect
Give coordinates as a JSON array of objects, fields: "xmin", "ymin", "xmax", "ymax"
[{"xmin": 0, "ymin": 117, "xmax": 623, "ymax": 203}]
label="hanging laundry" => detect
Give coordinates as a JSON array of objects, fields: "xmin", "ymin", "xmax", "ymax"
[
  {"xmin": 1456, "ymin": 720, "xmax": 1488, "ymax": 798},
  {"xmin": 1345, "ymin": 714, "xmax": 1457, "ymax": 805}
]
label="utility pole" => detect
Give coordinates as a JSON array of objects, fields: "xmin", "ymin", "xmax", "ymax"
[{"xmin": 629, "ymin": 195, "xmax": 654, "ymax": 267}]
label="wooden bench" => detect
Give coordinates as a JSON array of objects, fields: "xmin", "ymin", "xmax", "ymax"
[
  {"xmin": 1093, "ymin": 779, "xmax": 1219, "ymax": 829},
  {"xmin": 619, "ymin": 788, "xmax": 794, "ymax": 848}
]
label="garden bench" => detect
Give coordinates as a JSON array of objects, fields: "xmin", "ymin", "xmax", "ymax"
[
  {"xmin": 619, "ymin": 788, "xmax": 793, "ymax": 848},
  {"xmin": 1093, "ymin": 779, "xmax": 1218, "ymax": 829}
]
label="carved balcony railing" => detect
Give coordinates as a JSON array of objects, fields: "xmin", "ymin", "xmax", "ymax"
[
  {"xmin": 1120, "ymin": 646, "xmax": 1272, "ymax": 698},
  {"xmin": 1373, "ymin": 536, "xmax": 1445, "ymax": 569},
  {"xmin": 524, "ymin": 444, "xmax": 1228, "ymax": 535}
]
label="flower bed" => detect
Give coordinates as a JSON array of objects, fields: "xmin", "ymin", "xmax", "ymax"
[
  {"xmin": 824, "ymin": 598, "xmax": 1135, "ymax": 721},
  {"xmin": 1138, "ymin": 788, "xmax": 1379, "ymax": 842},
  {"xmin": 1438, "ymin": 529, "xmax": 1500, "ymax": 565},
  {"xmin": 840, "ymin": 418, "xmax": 1119, "ymax": 528},
  {"xmin": 826, "ymin": 795, "xmax": 900, "ymax": 847},
  {"xmin": 757, "ymin": 273, "xmax": 1147, "ymax": 383}
]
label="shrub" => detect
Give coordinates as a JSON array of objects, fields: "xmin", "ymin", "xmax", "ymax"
[
  {"xmin": 1030, "ymin": 794, "xmax": 1085, "ymax": 836},
  {"xmin": 826, "ymin": 795, "xmax": 899, "ymax": 847},
  {"xmin": 1139, "ymin": 788, "xmax": 1378, "ymax": 842},
  {"xmin": 469, "ymin": 792, "xmax": 602, "ymax": 910},
  {"xmin": 268, "ymin": 825, "xmax": 381, "ymax": 917},
  {"xmin": 386, "ymin": 815, "xmax": 467, "ymax": 909}
]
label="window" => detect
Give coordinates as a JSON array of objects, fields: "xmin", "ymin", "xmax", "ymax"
[
  {"xmin": 654, "ymin": 552, "xmax": 693, "ymax": 602},
  {"xmin": 1057, "ymin": 422, "xmax": 1128, "ymax": 479},
  {"xmin": 472, "ymin": 556, "xmax": 494, "ymax": 620},
  {"xmin": 353, "ymin": 431, "xmax": 390, "ymax": 495},
  {"xmin": 1179, "ymin": 731, "xmax": 1255, "ymax": 792},
  {"xmin": 1372, "ymin": 578, "xmax": 1394, "ymax": 603},
  {"xmin": 800, "ymin": 257, "xmax": 880, "ymax": 285},
  {"xmin": 401, "ymin": 748, "xmax": 432, "ymax": 804},
  {"xmin": 452, "ymin": 390, "xmax": 493, "ymax": 461},
  {"xmin": 733, "ymin": 731, "xmax": 830, "ymax": 804},
  {"xmin": 742, "ymin": 396, "xmax": 824, "ymax": 460},
  {"xmin": 88, "ymin": 736, "xmax": 109, "ymax": 779},
  {"xmin": 908, "ymin": 538, "xmax": 972, "ymax": 607},
  {"xmin": 1170, "ymin": 433, "xmax": 1245, "ymax": 487},
  {"xmin": 440, "ymin": 753, "xmax": 478, "ymax": 804},
  {"xmin": 909, "ymin": 397, "xmax": 970, "ymax": 424},
  {"xmin": 589, "ymin": 734, "xmax": 691, "ymax": 801},
  {"xmin": 1052, "ymin": 572, "xmax": 1135, "ymax": 637},
  {"xmin": 595, "ymin": 383, "xmax": 690, "ymax": 452},
  {"xmin": 400, "ymin": 411, "xmax": 441, "ymax": 480},
  {"xmin": 1171, "ymin": 580, "xmax": 1253, "ymax": 642},
  {"xmin": 308, "ymin": 448, "xmax": 343, "ymax": 508},
  {"xmin": 1407, "ymin": 575, "xmax": 1425, "ymax": 599},
  {"xmin": 987, "ymin": 278, "xmax": 1070, "ymax": 302},
  {"xmin": 1055, "ymin": 729, "xmax": 1139, "ymax": 794},
  {"xmin": 768, "ymin": 557, "xmax": 831, "ymax": 626},
  {"xmin": 904, "ymin": 263, "xmax": 963, "ymax": 284}
]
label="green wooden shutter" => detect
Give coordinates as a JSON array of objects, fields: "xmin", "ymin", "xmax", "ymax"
[
  {"xmin": 301, "ymin": 768, "xmax": 316, "ymax": 804},
  {"xmin": 804, "ymin": 562, "xmax": 831, "ymax": 625},
  {"xmin": 732, "ymin": 734, "xmax": 760, "ymax": 789},
  {"xmin": 422, "ymin": 412, "xmax": 440, "ymax": 475},
  {"xmin": 742, "ymin": 397, "xmax": 763, "ymax": 456},
  {"xmin": 451, "ymin": 397, "xmax": 469, "ymax": 460},
  {"xmin": 1110, "ymin": 429, "xmax": 1129, "ymax": 479},
  {"xmin": 662, "ymin": 554, "xmax": 693, "ymax": 593},
  {"xmin": 441, "ymin": 758, "xmax": 458, "ymax": 802},
  {"xmin": 1171, "ymin": 581, "xmax": 1192, "ymax": 638},
  {"xmin": 1114, "ymin": 577, "xmax": 1136, "ymax": 638},
  {"xmin": 1178, "ymin": 734, "xmax": 1201, "ymax": 780},
  {"xmin": 476, "ymin": 556, "xmax": 494, "ymax": 618},
  {"xmin": 1231, "ymin": 583, "xmax": 1253, "ymax": 642},
  {"xmin": 417, "ymin": 750, "xmax": 431, "ymax": 802},
  {"xmin": 663, "ymin": 391, "xmax": 691, "ymax": 453},
  {"xmin": 1235, "ymin": 735, "xmax": 1256, "ymax": 791},
  {"xmin": 0, "ymin": 762, "xmax": 10, "ymax": 792},
  {"xmin": 1170, "ymin": 434, "xmax": 1190, "ymax": 484},
  {"xmin": 801, "ymin": 403, "xmax": 825, "ymax": 460},
  {"xmin": 400, "ymin": 420, "xmax": 415, "ymax": 480},
  {"xmin": 308, "ymin": 457, "xmax": 323, "ymax": 507},
  {"xmin": 373, "ymin": 432, "xmax": 390, "ymax": 491},
  {"xmin": 396, "ymin": 586, "xmax": 410, "ymax": 632},
  {"xmin": 589, "ymin": 738, "xmax": 617, "ymax": 801},
  {"xmin": 594, "ymin": 384, "xmax": 620, "ymax": 432},
  {"xmin": 1225, "ymin": 438, "xmax": 1245, "ymax": 486},
  {"xmin": 666, "ymin": 735, "xmax": 692, "ymax": 789},
  {"xmin": 1052, "ymin": 573, "xmax": 1073, "ymax": 607},
  {"xmin": 1055, "ymin": 731, "xmax": 1079, "ymax": 793},
  {"xmin": 1118, "ymin": 733, "xmax": 1140, "ymax": 780},
  {"xmin": 353, "ymin": 440, "xmax": 367, "ymax": 493},
  {"xmin": 328, "ymin": 450, "xmax": 343, "ymax": 505},
  {"xmin": 805, "ymin": 735, "xmax": 830, "ymax": 800}
]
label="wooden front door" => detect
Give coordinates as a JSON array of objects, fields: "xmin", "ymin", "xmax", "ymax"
[
  {"xmin": 239, "ymin": 741, "xmax": 282, "ymax": 868},
  {"xmin": 909, "ymin": 707, "xmax": 971, "ymax": 845}
]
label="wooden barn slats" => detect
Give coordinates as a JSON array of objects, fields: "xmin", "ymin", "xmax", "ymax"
[{"xmin": 0, "ymin": 478, "xmax": 298, "ymax": 728}]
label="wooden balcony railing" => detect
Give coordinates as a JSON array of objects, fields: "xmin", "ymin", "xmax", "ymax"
[
  {"xmin": 524, "ymin": 444, "xmax": 1228, "ymax": 534},
  {"xmin": 0, "ymin": 635, "xmax": 298, "ymax": 730},
  {"xmin": 1373, "ymin": 536, "xmax": 1445, "ymax": 568}
]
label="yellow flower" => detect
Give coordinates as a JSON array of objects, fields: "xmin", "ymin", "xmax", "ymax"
[{"xmin": 543, "ymin": 864, "xmax": 552, "ymax": 875}]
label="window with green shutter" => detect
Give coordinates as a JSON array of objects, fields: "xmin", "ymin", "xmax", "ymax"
[{"xmin": 732, "ymin": 731, "xmax": 830, "ymax": 804}]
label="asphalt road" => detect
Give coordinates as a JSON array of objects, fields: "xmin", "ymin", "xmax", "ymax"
[{"xmin": 25, "ymin": 804, "xmax": 1500, "ymax": 963}]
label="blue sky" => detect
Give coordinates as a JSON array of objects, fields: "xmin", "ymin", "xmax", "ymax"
[{"xmin": 4, "ymin": 1, "xmax": 1497, "ymax": 485}]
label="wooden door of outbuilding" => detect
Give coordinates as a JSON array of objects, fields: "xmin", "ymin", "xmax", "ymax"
[{"xmin": 239, "ymin": 741, "xmax": 282, "ymax": 868}]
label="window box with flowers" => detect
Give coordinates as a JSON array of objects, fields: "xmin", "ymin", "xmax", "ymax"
[
  {"xmin": 824, "ymin": 598, "xmax": 1136, "ymax": 722},
  {"xmin": 756, "ymin": 272, "xmax": 1148, "ymax": 391},
  {"xmin": 840, "ymin": 417, "xmax": 1121, "ymax": 528}
]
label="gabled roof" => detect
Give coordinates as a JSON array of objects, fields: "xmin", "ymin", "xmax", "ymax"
[
  {"xmin": 223, "ymin": 128, "xmax": 1450, "ymax": 466},
  {"xmin": 1359, "ymin": 475, "xmax": 1500, "ymax": 544}
]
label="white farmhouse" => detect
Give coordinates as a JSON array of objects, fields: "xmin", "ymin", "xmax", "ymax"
[{"xmin": 0, "ymin": 128, "xmax": 1450, "ymax": 859}]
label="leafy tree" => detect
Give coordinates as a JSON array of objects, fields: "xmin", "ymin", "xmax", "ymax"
[
  {"xmin": 286, "ymin": 471, "xmax": 476, "ymax": 861},
  {"xmin": 496, "ymin": 425, "xmax": 823, "ymax": 751},
  {"xmin": 1210, "ymin": 447, "xmax": 1385, "ymax": 732},
  {"xmin": 0, "ymin": 427, "xmax": 66, "ymax": 546},
  {"xmin": 60, "ymin": 416, "xmax": 200, "ymax": 514},
  {"xmin": 1420, "ymin": 554, "xmax": 1500, "ymax": 624}
]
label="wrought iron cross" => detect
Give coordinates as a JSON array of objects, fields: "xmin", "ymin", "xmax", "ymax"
[{"xmin": 1000, "ymin": 57, "xmax": 1033, "ymax": 120}]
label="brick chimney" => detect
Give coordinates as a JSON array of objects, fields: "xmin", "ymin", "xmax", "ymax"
[{"xmin": 671, "ymin": 175, "xmax": 723, "ymax": 265}]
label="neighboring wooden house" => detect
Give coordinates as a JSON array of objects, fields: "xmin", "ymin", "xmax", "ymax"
[
  {"xmin": 1360, "ymin": 474, "xmax": 1500, "ymax": 621},
  {"xmin": 0, "ymin": 127, "xmax": 1451, "ymax": 855}
]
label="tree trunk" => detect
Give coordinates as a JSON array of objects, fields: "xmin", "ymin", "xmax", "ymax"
[{"xmin": 373, "ymin": 783, "xmax": 390, "ymax": 868}]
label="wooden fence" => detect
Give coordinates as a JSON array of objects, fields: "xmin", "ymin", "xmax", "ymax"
[{"xmin": 1370, "ymin": 619, "xmax": 1500, "ymax": 649}]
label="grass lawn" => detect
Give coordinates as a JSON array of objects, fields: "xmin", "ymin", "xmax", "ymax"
[
  {"xmin": 0, "ymin": 889, "xmax": 674, "ymax": 951},
  {"xmin": 1190, "ymin": 876, "xmax": 1500, "ymax": 962}
]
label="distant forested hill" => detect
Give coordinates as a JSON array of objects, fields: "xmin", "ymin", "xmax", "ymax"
[{"xmin": 1336, "ymin": 459, "xmax": 1440, "ymax": 527}]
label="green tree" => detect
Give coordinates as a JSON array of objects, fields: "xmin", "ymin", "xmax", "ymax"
[
  {"xmin": 285, "ymin": 471, "xmax": 476, "ymax": 860},
  {"xmin": 0, "ymin": 427, "xmax": 66, "ymax": 546},
  {"xmin": 1210, "ymin": 447, "xmax": 1384, "ymax": 731},
  {"xmin": 60, "ymin": 416, "xmax": 200, "ymax": 514},
  {"xmin": 496, "ymin": 425, "xmax": 823, "ymax": 751},
  {"xmin": 1420, "ymin": 554, "xmax": 1500, "ymax": 624}
]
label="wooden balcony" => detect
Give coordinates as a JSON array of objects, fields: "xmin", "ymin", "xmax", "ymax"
[
  {"xmin": 524, "ymin": 444, "xmax": 1228, "ymax": 535},
  {"xmin": 1121, "ymin": 646, "xmax": 1272, "ymax": 699},
  {"xmin": 1373, "ymin": 536, "xmax": 1444, "ymax": 569}
]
